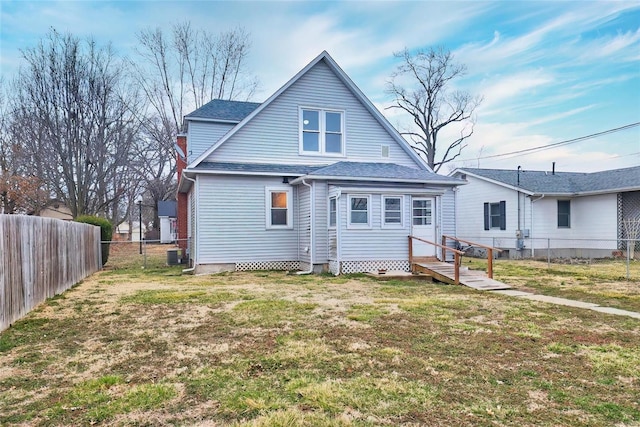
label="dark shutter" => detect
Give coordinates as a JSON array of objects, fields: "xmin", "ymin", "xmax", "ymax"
[
  {"xmin": 499, "ymin": 201, "xmax": 506, "ymax": 230},
  {"xmin": 484, "ymin": 203, "xmax": 489, "ymax": 230}
]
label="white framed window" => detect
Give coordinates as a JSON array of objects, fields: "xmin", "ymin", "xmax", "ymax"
[
  {"xmin": 300, "ymin": 107, "xmax": 344, "ymax": 155},
  {"xmin": 265, "ymin": 186, "xmax": 293, "ymax": 229},
  {"xmin": 328, "ymin": 196, "xmax": 337, "ymax": 228},
  {"xmin": 348, "ymin": 195, "xmax": 370, "ymax": 228},
  {"xmin": 383, "ymin": 196, "xmax": 403, "ymax": 227}
]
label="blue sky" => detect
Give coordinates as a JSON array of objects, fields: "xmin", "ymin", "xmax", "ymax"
[{"xmin": 1, "ymin": 0, "xmax": 639, "ymax": 173}]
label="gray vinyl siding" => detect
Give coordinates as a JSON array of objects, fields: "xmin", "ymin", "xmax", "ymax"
[
  {"xmin": 314, "ymin": 181, "xmax": 328, "ymax": 263},
  {"xmin": 188, "ymin": 121, "xmax": 234, "ymax": 164},
  {"xmin": 207, "ymin": 60, "xmax": 419, "ymax": 168},
  {"xmin": 298, "ymin": 184, "xmax": 310, "ymax": 264},
  {"xmin": 196, "ymin": 175, "xmax": 298, "ymax": 263},
  {"xmin": 339, "ymin": 193, "xmax": 410, "ymax": 261}
]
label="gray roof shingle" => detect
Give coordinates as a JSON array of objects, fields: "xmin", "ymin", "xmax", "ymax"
[
  {"xmin": 308, "ymin": 162, "xmax": 463, "ymax": 184},
  {"xmin": 194, "ymin": 162, "xmax": 320, "ymax": 175},
  {"xmin": 185, "ymin": 99, "xmax": 261, "ymax": 122},
  {"xmin": 191, "ymin": 161, "xmax": 463, "ymax": 185},
  {"xmin": 458, "ymin": 166, "xmax": 640, "ymax": 194}
]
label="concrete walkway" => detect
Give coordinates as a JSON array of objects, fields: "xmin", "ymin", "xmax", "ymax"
[{"xmin": 493, "ymin": 290, "xmax": 640, "ymax": 320}]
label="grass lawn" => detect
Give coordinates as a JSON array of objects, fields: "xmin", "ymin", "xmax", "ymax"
[{"xmin": 1, "ymin": 247, "xmax": 639, "ymax": 426}]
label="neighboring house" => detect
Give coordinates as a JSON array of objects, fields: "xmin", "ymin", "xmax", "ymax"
[
  {"xmin": 177, "ymin": 51, "xmax": 463, "ymax": 274},
  {"xmin": 450, "ymin": 166, "xmax": 640, "ymax": 258},
  {"xmin": 158, "ymin": 200, "xmax": 177, "ymax": 244},
  {"xmin": 114, "ymin": 221, "xmax": 146, "ymax": 242},
  {"xmin": 37, "ymin": 199, "xmax": 73, "ymax": 221}
]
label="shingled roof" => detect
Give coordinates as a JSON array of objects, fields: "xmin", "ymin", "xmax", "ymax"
[
  {"xmin": 185, "ymin": 99, "xmax": 261, "ymax": 122},
  {"xmin": 456, "ymin": 166, "xmax": 640, "ymax": 195}
]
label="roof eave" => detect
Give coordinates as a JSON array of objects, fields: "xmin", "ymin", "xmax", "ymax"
[
  {"xmin": 185, "ymin": 116, "xmax": 241, "ymax": 124},
  {"xmin": 290, "ymin": 174, "xmax": 461, "ymax": 186}
]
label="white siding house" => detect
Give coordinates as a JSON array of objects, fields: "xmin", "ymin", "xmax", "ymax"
[
  {"xmin": 450, "ymin": 167, "xmax": 640, "ymax": 258},
  {"xmin": 178, "ymin": 51, "xmax": 463, "ymax": 274}
]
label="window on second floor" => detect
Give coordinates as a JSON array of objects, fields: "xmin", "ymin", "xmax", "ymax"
[
  {"xmin": 300, "ymin": 108, "xmax": 344, "ymax": 155},
  {"xmin": 557, "ymin": 200, "xmax": 571, "ymax": 228}
]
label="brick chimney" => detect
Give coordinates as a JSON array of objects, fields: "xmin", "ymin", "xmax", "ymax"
[{"xmin": 176, "ymin": 134, "xmax": 189, "ymax": 261}]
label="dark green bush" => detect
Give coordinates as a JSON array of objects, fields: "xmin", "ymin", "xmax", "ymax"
[{"xmin": 75, "ymin": 215, "xmax": 113, "ymax": 266}]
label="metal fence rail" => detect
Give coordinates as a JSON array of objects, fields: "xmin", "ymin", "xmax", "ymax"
[{"xmin": 0, "ymin": 215, "xmax": 101, "ymax": 331}]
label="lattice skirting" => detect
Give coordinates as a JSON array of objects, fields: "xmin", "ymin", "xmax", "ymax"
[
  {"xmin": 339, "ymin": 260, "xmax": 411, "ymax": 275},
  {"xmin": 235, "ymin": 261, "xmax": 301, "ymax": 271}
]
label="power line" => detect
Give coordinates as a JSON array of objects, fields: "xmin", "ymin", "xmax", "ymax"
[{"xmin": 462, "ymin": 122, "xmax": 640, "ymax": 162}]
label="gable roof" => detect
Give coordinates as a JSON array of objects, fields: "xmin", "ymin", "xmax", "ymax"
[
  {"xmin": 291, "ymin": 162, "xmax": 462, "ymax": 185},
  {"xmin": 453, "ymin": 166, "xmax": 640, "ymax": 196},
  {"xmin": 185, "ymin": 99, "xmax": 261, "ymax": 123},
  {"xmin": 186, "ymin": 50, "xmax": 431, "ymax": 171}
]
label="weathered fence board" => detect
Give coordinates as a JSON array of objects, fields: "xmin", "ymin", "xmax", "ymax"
[{"xmin": 0, "ymin": 215, "xmax": 101, "ymax": 331}]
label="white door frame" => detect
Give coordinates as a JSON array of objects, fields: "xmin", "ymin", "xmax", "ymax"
[{"xmin": 411, "ymin": 196, "xmax": 436, "ymax": 257}]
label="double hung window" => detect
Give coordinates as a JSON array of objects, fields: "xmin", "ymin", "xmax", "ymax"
[
  {"xmin": 383, "ymin": 196, "xmax": 403, "ymax": 227},
  {"xmin": 301, "ymin": 108, "xmax": 344, "ymax": 155},
  {"xmin": 265, "ymin": 187, "xmax": 292, "ymax": 229}
]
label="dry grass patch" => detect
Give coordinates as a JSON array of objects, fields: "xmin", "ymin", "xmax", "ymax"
[{"xmin": 1, "ymin": 258, "xmax": 639, "ymax": 426}]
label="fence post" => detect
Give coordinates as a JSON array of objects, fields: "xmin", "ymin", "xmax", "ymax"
[
  {"xmin": 627, "ymin": 240, "xmax": 631, "ymax": 281},
  {"xmin": 547, "ymin": 238, "xmax": 551, "ymax": 268}
]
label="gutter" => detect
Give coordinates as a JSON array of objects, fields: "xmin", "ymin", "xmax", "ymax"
[{"xmin": 297, "ymin": 179, "xmax": 314, "ymax": 275}]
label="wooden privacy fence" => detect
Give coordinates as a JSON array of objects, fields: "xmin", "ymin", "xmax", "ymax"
[{"xmin": 0, "ymin": 215, "xmax": 101, "ymax": 332}]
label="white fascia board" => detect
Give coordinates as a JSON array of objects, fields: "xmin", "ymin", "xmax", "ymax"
[
  {"xmin": 337, "ymin": 186, "xmax": 446, "ymax": 195},
  {"xmin": 290, "ymin": 175, "xmax": 460, "ymax": 186},
  {"xmin": 185, "ymin": 117, "xmax": 241, "ymax": 125},
  {"xmin": 180, "ymin": 167, "xmax": 306, "ymax": 178},
  {"xmin": 456, "ymin": 170, "xmax": 536, "ymax": 196}
]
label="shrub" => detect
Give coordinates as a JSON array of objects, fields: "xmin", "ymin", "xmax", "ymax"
[{"xmin": 75, "ymin": 215, "xmax": 113, "ymax": 266}]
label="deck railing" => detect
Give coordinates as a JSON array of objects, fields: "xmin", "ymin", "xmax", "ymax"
[
  {"xmin": 441, "ymin": 235, "xmax": 503, "ymax": 279},
  {"xmin": 408, "ymin": 235, "xmax": 465, "ymax": 284}
]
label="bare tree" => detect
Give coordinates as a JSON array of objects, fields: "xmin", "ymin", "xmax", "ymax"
[
  {"xmin": 387, "ymin": 47, "xmax": 482, "ymax": 173},
  {"xmin": 9, "ymin": 29, "xmax": 142, "ymax": 224},
  {"xmin": 130, "ymin": 22, "xmax": 258, "ymax": 229}
]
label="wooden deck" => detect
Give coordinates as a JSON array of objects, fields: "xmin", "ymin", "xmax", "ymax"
[{"xmin": 414, "ymin": 262, "xmax": 511, "ymax": 291}]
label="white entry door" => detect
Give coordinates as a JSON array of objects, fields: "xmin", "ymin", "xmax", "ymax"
[{"xmin": 411, "ymin": 197, "xmax": 436, "ymax": 257}]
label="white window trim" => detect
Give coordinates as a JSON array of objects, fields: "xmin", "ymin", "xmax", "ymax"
[
  {"xmin": 347, "ymin": 194, "xmax": 371, "ymax": 229},
  {"xmin": 382, "ymin": 195, "xmax": 404, "ymax": 228},
  {"xmin": 328, "ymin": 196, "xmax": 337, "ymax": 229},
  {"xmin": 299, "ymin": 106, "xmax": 346, "ymax": 157},
  {"xmin": 265, "ymin": 186, "xmax": 293, "ymax": 230}
]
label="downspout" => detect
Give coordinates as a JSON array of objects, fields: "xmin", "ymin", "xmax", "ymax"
[
  {"xmin": 297, "ymin": 179, "xmax": 314, "ymax": 275},
  {"xmin": 530, "ymin": 194, "xmax": 545, "ymax": 258},
  {"xmin": 182, "ymin": 173, "xmax": 197, "ymax": 274},
  {"xmin": 336, "ymin": 189, "xmax": 342, "ymax": 274}
]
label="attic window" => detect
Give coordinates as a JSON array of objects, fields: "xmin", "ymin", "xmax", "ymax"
[{"xmin": 300, "ymin": 108, "xmax": 344, "ymax": 156}]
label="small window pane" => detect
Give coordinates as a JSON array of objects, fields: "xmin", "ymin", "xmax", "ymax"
[
  {"xmin": 302, "ymin": 132, "xmax": 319, "ymax": 152},
  {"xmin": 351, "ymin": 211, "xmax": 368, "ymax": 224},
  {"xmin": 302, "ymin": 110, "xmax": 319, "ymax": 131},
  {"xmin": 385, "ymin": 197, "xmax": 402, "ymax": 225},
  {"xmin": 329, "ymin": 197, "xmax": 337, "ymax": 227},
  {"xmin": 271, "ymin": 192, "xmax": 287, "ymax": 209},
  {"xmin": 558, "ymin": 200, "xmax": 570, "ymax": 228},
  {"xmin": 350, "ymin": 197, "xmax": 368, "ymax": 225},
  {"xmin": 325, "ymin": 133, "xmax": 342, "ymax": 153},
  {"xmin": 271, "ymin": 209, "xmax": 287, "ymax": 225},
  {"xmin": 412, "ymin": 200, "xmax": 431, "ymax": 225},
  {"xmin": 325, "ymin": 112, "xmax": 341, "ymax": 132},
  {"xmin": 351, "ymin": 197, "xmax": 367, "ymax": 210},
  {"xmin": 490, "ymin": 202, "xmax": 501, "ymax": 228}
]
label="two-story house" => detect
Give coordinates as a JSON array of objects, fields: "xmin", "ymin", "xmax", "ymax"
[{"xmin": 176, "ymin": 51, "xmax": 463, "ymax": 274}]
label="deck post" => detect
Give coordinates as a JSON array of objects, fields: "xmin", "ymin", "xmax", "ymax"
[
  {"xmin": 487, "ymin": 249, "xmax": 493, "ymax": 278},
  {"xmin": 454, "ymin": 253, "xmax": 460, "ymax": 284},
  {"xmin": 408, "ymin": 236, "xmax": 413, "ymax": 272}
]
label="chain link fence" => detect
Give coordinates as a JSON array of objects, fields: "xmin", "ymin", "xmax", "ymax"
[
  {"xmin": 101, "ymin": 239, "xmax": 190, "ymax": 271},
  {"xmin": 456, "ymin": 236, "xmax": 639, "ymax": 280}
]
